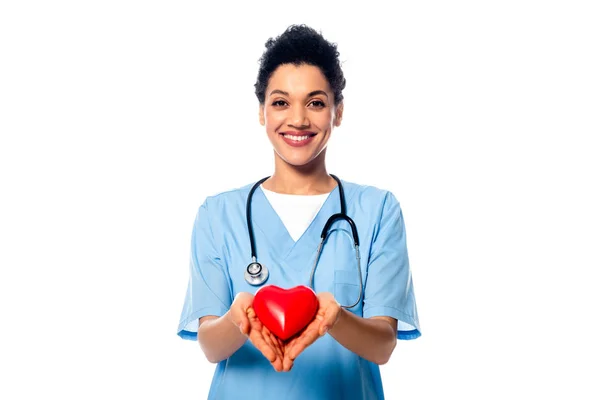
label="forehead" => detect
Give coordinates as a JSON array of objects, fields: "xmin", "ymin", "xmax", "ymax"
[{"xmin": 267, "ymin": 64, "xmax": 332, "ymax": 95}]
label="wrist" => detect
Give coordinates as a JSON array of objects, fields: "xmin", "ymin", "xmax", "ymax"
[
  {"xmin": 224, "ymin": 310, "xmax": 237, "ymax": 328},
  {"xmin": 328, "ymin": 306, "xmax": 345, "ymax": 334}
]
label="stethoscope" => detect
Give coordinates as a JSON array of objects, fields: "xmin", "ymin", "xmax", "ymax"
[{"xmin": 244, "ymin": 174, "xmax": 363, "ymax": 309}]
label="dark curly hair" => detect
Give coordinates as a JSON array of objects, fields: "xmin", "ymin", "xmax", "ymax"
[{"xmin": 254, "ymin": 24, "xmax": 346, "ymax": 106}]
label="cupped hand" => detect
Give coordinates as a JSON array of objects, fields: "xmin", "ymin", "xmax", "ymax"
[
  {"xmin": 282, "ymin": 292, "xmax": 341, "ymax": 371},
  {"xmin": 229, "ymin": 292, "xmax": 341, "ymax": 372},
  {"xmin": 247, "ymin": 307, "xmax": 286, "ymax": 372},
  {"xmin": 229, "ymin": 292, "xmax": 284, "ymax": 371},
  {"xmin": 227, "ymin": 292, "xmax": 286, "ymax": 372}
]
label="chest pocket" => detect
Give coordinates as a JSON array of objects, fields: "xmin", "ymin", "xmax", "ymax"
[
  {"xmin": 317, "ymin": 225, "xmax": 364, "ymax": 312},
  {"xmin": 334, "ymin": 269, "xmax": 362, "ymax": 311}
]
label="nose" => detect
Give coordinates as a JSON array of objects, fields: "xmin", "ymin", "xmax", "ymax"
[{"xmin": 289, "ymin": 105, "xmax": 309, "ymax": 128}]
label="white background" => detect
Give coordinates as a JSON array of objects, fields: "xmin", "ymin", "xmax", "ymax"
[{"xmin": 1, "ymin": 1, "xmax": 599, "ymax": 399}]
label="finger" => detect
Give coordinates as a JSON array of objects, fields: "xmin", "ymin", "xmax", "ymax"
[
  {"xmin": 277, "ymin": 337, "xmax": 287, "ymax": 358},
  {"xmin": 265, "ymin": 332, "xmax": 284, "ymax": 372},
  {"xmin": 269, "ymin": 332, "xmax": 284, "ymax": 359},
  {"xmin": 262, "ymin": 329, "xmax": 278, "ymax": 354},
  {"xmin": 262, "ymin": 326, "xmax": 275, "ymax": 345},
  {"xmin": 259, "ymin": 327, "xmax": 284, "ymax": 365},
  {"xmin": 249, "ymin": 320, "xmax": 280, "ymax": 365},
  {"xmin": 289, "ymin": 330, "xmax": 320, "ymax": 360},
  {"xmin": 282, "ymin": 354, "xmax": 294, "ymax": 372},
  {"xmin": 284, "ymin": 336, "xmax": 297, "ymax": 348},
  {"xmin": 248, "ymin": 331, "xmax": 276, "ymax": 363},
  {"xmin": 247, "ymin": 309, "xmax": 264, "ymax": 331},
  {"xmin": 287, "ymin": 342, "xmax": 303, "ymax": 362},
  {"xmin": 282, "ymin": 338, "xmax": 293, "ymax": 372},
  {"xmin": 271, "ymin": 357, "xmax": 283, "ymax": 372},
  {"xmin": 256, "ymin": 341, "xmax": 277, "ymax": 363}
]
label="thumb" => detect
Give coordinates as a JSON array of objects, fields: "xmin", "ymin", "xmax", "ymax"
[
  {"xmin": 320, "ymin": 305, "xmax": 341, "ymax": 335},
  {"xmin": 319, "ymin": 324, "xmax": 328, "ymax": 336},
  {"xmin": 238, "ymin": 304, "xmax": 253, "ymax": 335},
  {"xmin": 239, "ymin": 317, "xmax": 250, "ymax": 335}
]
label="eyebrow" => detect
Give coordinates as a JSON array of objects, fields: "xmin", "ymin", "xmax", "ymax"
[{"xmin": 269, "ymin": 89, "xmax": 329, "ymax": 98}]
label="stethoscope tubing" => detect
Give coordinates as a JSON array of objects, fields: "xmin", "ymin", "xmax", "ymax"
[
  {"xmin": 247, "ymin": 177, "xmax": 270, "ymax": 263},
  {"xmin": 245, "ymin": 174, "xmax": 363, "ymax": 309}
]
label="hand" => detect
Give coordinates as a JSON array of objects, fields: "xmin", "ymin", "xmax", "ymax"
[
  {"xmin": 247, "ymin": 307, "xmax": 286, "ymax": 372},
  {"xmin": 227, "ymin": 292, "xmax": 254, "ymax": 335},
  {"xmin": 227, "ymin": 293, "xmax": 286, "ymax": 372},
  {"xmin": 282, "ymin": 292, "xmax": 341, "ymax": 371}
]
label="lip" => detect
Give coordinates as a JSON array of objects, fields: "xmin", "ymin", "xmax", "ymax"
[
  {"xmin": 279, "ymin": 131, "xmax": 317, "ymax": 147},
  {"xmin": 281, "ymin": 131, "xmax": 317, "ymax": 136}
]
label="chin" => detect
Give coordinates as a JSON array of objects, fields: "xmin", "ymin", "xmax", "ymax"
[
  {"xmin": 285, "ymin": 158, "xmax": 315, "ymax": 167},
  {"xmin": 277, "ymin": 153, "xmax": 318, "ymax": 168},
  {"xmin": 274, "ymin": 144, "xmax": 327, "ymax": 167}
]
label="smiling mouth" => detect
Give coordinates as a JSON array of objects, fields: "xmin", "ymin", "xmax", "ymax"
[
  {"xmin": 280, "ymin": 131, "xmax": 318, "ymax": 141},
  {"xmin": 281, "ymin": 133, "xmax": 317, "ymax": 141},
  {"xmin": 279, "ymin": 131, "xmax": 318, "ymax": 147}
]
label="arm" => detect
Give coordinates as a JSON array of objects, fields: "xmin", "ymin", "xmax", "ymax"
[
  {"xmin": 328, "ymin": 310, "xmax": 398, "ymax": 365},
  {"xmin": 197, "ymin": 293, "xmax": 287, "ymax": 371},
  {"xmin": 177, "ymin": 203, "xmax": 286, "ymax": 369},
  {"xmin": 334, "ymin": 193, "xmax": 418, "ymax": 362},
  {"xmin": 284, "ymin": 293, "xmax": 398, "ymax": 368},
  {"xmin": 197, "ymin": 313, "xmax": 247, "ymax": 364}
]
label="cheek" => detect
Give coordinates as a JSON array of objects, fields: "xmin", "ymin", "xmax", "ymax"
[
  {"xmin": 313, "ymin": 113, "xmax": 334, "ymax": 131},
  {"xmin": 265, "ymin": 113, "xmax": 285, "ymax": 132}
]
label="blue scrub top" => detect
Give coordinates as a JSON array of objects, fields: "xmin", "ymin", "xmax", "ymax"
[{"xmin": 177, "ymin": 180, "xmax": 420, "ymax": 400}]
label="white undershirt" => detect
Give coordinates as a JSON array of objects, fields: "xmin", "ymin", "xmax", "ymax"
[{"xmin": 260, "ymin": 185, "xmax": 330, "ymax": 242}]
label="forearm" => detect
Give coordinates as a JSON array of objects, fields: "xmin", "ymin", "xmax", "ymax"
[
  {"xmin": 197, "ymin": 311, "xmax": 247, "ymax": 363},
  {"xmin": 328, "ymin": 309, "xmax": 397, "ymax": 365}
]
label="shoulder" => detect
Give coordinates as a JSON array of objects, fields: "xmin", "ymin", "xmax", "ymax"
[
  {"xmin": 192, "ymin": 181, "xmax": 257, "ymax": 234},
  {"xmin": 340, "ymin": 179, "xmax": 401, "ymax": 210},
  {"xmin": 199, "ymin": 181, "xmax": 255, "ymax": 211},
  {"xmin": 340, "ymin": 180, "xmax": 404, "ymax": 232}
]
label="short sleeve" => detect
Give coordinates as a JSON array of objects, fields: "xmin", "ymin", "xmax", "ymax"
[
  {"xmin": 176, "ymin": 200, "xmax": 232, "ymax": 341},
  {"xmin": 362, "ymin": 192, "xmax": 421, "ymax": 340}
]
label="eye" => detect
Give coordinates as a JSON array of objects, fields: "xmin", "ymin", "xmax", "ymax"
[
  {"xmin": 271, "ymin": 100, "xmax": 287, "ymax": 107},
  {"xmin": 309, "ymin": 100, "xmax": 326, "ymax": 108}
]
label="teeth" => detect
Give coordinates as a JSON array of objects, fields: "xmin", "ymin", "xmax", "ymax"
[{"xmin": 284, "ymin": 135, "xmax": 311, "ymax": 141}]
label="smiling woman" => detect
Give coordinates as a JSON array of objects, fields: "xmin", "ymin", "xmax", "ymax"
[
  {"xmin": 176, "ymin": 24, "xmax": 420, "ymax": 400},
  {"xmin": 259, "ymin": 64, "xmax": 343, "ymax": 168}
]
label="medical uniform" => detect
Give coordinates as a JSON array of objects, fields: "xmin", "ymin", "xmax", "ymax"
[{"xmin": 177, "ymin": 180, "xmax": 420, "ymax": 400}]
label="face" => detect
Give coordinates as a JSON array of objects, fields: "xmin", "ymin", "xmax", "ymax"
[{"xmin": 259, "ymin": 63, "xmax": 343, "ymax": 168}]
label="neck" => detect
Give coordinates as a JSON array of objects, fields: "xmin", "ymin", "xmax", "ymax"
[{"xmin": 264, "ymin": 151, "xmax": 336, "ymax": 195}]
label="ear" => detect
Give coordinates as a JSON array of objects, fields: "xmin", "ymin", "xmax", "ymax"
[
  {"xmin": 334, "ymin": 102, "xmax": 344, "ymax": 127},
  {"xmin": 259, "ymin": 104, "xmax": 265, "ymax": 126}
]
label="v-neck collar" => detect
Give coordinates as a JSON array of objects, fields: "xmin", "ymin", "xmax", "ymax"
[
  {"xmin": 251, "ymin": 183, "xmax": 343, "ymax": 266},
  {"xmin": 260, "ymin": 185, "xmax": 330, "ymax": 242}
]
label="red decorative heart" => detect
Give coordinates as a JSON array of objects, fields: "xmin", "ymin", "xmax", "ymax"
[{"xmin": 252, "ymin": 285, "xmax": 318, "ymax": 341}]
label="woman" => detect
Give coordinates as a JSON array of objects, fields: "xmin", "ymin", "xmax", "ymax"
[{"xmin": 177, "ymin": 24, "xmax": 420, "ymax": 400}]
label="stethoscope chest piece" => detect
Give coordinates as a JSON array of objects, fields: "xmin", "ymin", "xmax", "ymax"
[{"xmin": 245, "ymin": 262, "xmax": 269, "ymax": 286}]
